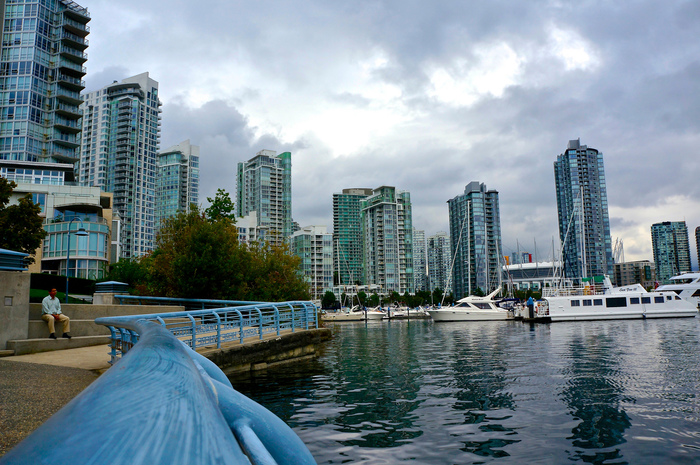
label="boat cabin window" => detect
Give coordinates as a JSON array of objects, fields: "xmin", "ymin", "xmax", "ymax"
[
  {"xmin": 594, "ymin": 299, "xmax": 603, "ymax": 306},
  {"xmin": 642, "ymin": 297, "xmax": 651, "ymax": 304},
  {"xmin": 606, "ymin": 297, "xmax": 627, "ymax": 308},
  {"xmin": 630, "ymin": 297, "xmax": 640, "ymax": 304},
  {"xmin": 693, "ymin": 290, "xmax": 700, "ymax": 297},
  {"xmin": 675, "ymin": 296, "xmax": 682, "ymax": 300},
  {"xmin": 473, "ymin": 303, "xmax": 493, "ymax": 309},
  {"xmin": 571, "ymin": 300, "xmax": 580, "ymax": 306},
  {"xmin": 583, "ymin": 300, "xmax": 592, "ymax": 306},
  {"xmin": 667, "ymin": 295, "xmax": 673, "ymax": 301},
  {"xmin": 654, "ymin": 296, "xmax": 664, "ymax": 303}
]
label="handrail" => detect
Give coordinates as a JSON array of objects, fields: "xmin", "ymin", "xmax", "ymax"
[
  {"xmin": 96, "ymin": 300, "xmax": 318, "ymax": 364},
  {"xmin": 0, "ymin": 321, "xmax": 315, "ymax": 465}
]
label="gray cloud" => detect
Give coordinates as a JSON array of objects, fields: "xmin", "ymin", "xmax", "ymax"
[{"xmin": 82, "ymin": 0, "xmax": 700, "ymax": 270}]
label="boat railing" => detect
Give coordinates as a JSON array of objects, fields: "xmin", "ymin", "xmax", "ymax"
[
  {"xmin": 542, "ymin": 282, "xmax": 607, "ymax": 297},
  {"xmin": 0, "ymin": 320, "xmax": 316, "ymax": 464},
  {"xmin": 96, "ymin": 300, "xmax": 318, "ymax": 365}
]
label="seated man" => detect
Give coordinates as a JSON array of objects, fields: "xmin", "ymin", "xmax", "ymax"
[{"xmin": 41, "ymin": 288, "xmax": 71, "ymax": 339}]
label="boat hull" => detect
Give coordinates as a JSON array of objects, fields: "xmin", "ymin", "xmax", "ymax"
[
  {"xmin": 544, "ymin": 296, "xmax": 698, "ymax": 322},
  {"xmin": 428, "ymin": 309, "xmax": 512, "ymax": 321},
  {"xmin": 321, "ymin": 312, "xmax": 363, "ymax": 322}
]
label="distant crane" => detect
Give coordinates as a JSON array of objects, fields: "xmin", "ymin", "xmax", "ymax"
[{"xmin": 613, "ymin": 238, "xmax": 625, "ymax": 264}]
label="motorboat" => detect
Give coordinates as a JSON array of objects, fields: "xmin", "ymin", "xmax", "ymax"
[
  {"xmin": 536, "ymin": 275, "xmax": 698, "ymax": 321},
  {"xmin": 350, "ymin": 306, "xmax": 386, "ymax": 320},
  {"xmin": 321, "ymin": 309, "xmax": 363, "ymax": 322},
  {"xmin": 655, "ymin": 272, "xmax": 700, "ymax": 309},
  {"xmin": 428, "ymin": 287, "xmax": 514, "ymax": 321}
]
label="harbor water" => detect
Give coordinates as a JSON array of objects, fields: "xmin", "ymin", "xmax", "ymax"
[{"xmin": 229, "ymin": 318, "xmax": 700, "ymax": 464}]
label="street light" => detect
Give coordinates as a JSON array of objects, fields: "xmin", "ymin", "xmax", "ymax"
[{"xmin": 65, "ymin": 217, "xmax": 89, "ymax": 303}]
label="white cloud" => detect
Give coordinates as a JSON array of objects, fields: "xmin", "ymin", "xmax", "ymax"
[{"xmin": 548, "ymin": 26, "xmax": 600, "ymax": 71}]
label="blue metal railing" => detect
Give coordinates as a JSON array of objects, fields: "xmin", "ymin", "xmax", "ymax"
[
  {"xmin": 0, "ymin": 321, "xmax": 316, "ymax": 465},
  {"xmin": 96, "ymin": 300, "xmax": 318, "ymax": 365},
  {"xmin": 113, "ymin": 294, "xmax": 267, "ymax": 311}
]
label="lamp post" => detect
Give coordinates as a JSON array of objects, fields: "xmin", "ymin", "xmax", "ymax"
[{"xmin": 65, "ymin": 217, "xmax": 89, "ymax": 303}]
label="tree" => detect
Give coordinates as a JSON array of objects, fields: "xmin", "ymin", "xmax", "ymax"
[
  {"xmin": 204, "ymin": 188, "xmax": 236, "ymax": 223},
  {"xmin": 321, "ymin": 291, "xmax": 337, "ymax": 309},
  {"xmin": 0, "ymin": 178, "xmax": 46, "ymax": 263},
  {"xmin": 147, "ymin": 206, "xmax": 310, "ymax": 301},
  {"xmin": 105, "ymin": 258, "xmax": 151, "ymax": 295},
  {"xmin": 149, "ymin": 206, "xmax": 243, "ymax": 299}
]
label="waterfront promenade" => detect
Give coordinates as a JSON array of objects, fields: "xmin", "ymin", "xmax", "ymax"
[
  {"xmin": 0, "ymin": 325, "xmax": 330, "ymax": 457},
  {"xmin": 0, "ymin": 347, "xmax": 105, "ymax": 456}
]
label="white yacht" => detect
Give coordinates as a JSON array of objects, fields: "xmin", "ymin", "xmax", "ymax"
[
  {"xmin": 428, "ymin": 288, "xmax": 514, "ymax": 321},
  {"xmin": 351, "ymin": 306, "xmax": 386, "ymax": 320},
  {"xmin": 655, "ymin": 272, "xmax": 700, "ymax": 309},
  {"xmin": 536, "ymin": 276, "xmax": 698, "ymax": 321}
]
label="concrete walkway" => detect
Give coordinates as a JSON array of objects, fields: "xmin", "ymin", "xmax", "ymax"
[{"xmin": 0, "ymin": 345, "xmax": 113, "ymax": 456}]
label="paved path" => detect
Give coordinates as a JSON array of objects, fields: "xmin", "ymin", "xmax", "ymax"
[{"xmin": 0, "ymin": 346, "xmax": 112, "ymax": 456}]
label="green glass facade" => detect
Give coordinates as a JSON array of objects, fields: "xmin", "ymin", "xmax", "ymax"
[
  {"xmin": 447, "ymin": 181, "xmax": 502, "ymax": 298},
  {"xmin": 651, "ymin": 221, "xmax": 691, "ymax": 284},
  {"xmin": 332, "ymin": 188, "xmax": 372, "ymax": 286},
  {"xmin": 155, "ymin": 140, "xmax": 199, "ymax": 228}
]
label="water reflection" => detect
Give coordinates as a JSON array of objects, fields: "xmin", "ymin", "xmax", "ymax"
[
  {"xmin": 229, "ymin": 318, "xmax": 700, "ymax": 464},
  {"xmin": 555, "ymin": 325, "xmax": 633, "ymax": 464}
]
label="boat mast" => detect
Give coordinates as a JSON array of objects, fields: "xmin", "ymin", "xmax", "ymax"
[{"xmin": 580, "ymin": 187, "xmax": 587, "ymax": 280}]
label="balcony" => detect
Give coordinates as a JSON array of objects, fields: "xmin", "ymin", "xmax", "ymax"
[
  {"xmin": 51, "ymin": 133, "xmax": 80, "ymax": 149},
  {"xmin": 53, "ymin": 102, "xmax": 82, "ymax": 119},
  {"xmin": 53, "ymin": 117, "xmax": 81, "ymax": 134},
  {"xmin": 56, "ymin": 31, "xmax": 88, "ymax": 50},
  {"xmin": 58, "ymin": 59, "xmax": 87, "ymax": 77},
  {"xmin": 55, "ymin": 87, "xmax": 82, "ymax": 105},
  {"xmin": 56, "ymin": 72, "xmax": 85, "ymax": 91},
  {"xmin": 60, "ymin": 16, "xmax": 90, "ymax": 37},
  {"xmin": 57, "ymin": 44, "xmax": 88, "ymax": 63}
]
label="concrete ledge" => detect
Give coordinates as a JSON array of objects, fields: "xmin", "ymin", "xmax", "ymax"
[
  {"xmin": 199, "ymin": 328, "xmax": 331, "ymax": 375},
  {"xmin": 27, "ymin": 320, "xmax": 110, "ymax": 339},
  {"xmin": 28, "ymin": 303, "xmax": 185, "ymax": 320},
  {"xmin": 7, "ymin": 335, "xmax": 111, "ymax": 356}
]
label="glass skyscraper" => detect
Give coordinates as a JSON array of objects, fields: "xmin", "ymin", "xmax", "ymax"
[
  {"xmin": 0, "ymin": 0, "xmax": 89, "ymax": 163},
  {"xmin": 155, "ymin": 139, "xmax": 199, "ymax": 227},
  {"xmin": 554, "ymin": 139, "xmax": 613, "ymax": 281},
  {"xmin": 361, "ymin": 186, "xmax": 413, "ymax": 294},
  {"xmin": 427, "ymin": 231, "xmax": 451, "ymax": 293},
  {"xmin": 413, "ymin": 228, "xmax": 427, "ymax": 292},
  {"xmin": 447, "ymin": 181, "xmax": 502, "ymax": 298},
  {"xmin": 79, "ymin": 73, "xmax": 162, "ymax": 259},
  {"xmin": 236, "ymin": 150, "xmax": 292, "ymax": 246},
  {"xmin": 332, "ymin": 188, "xmax": 372, "ymax": 286},
  {"xmin": 651, "ymin": 221, "xmax": 691, "ymax": 284}
]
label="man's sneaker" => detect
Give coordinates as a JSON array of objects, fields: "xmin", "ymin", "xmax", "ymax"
[
  {"xmin": 49, "ymin": 333, "xmax": 57, "ymax": 339},
  {"xmin": 62, "ymin": 333, "xmax": 72, "ymax": 339}
]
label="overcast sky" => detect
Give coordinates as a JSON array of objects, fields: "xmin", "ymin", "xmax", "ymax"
[{"xmin": 81, "ymin": 0, "xmax": 700, "ymax": 270}]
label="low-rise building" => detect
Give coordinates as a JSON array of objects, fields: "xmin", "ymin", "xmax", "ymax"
[
  {"xmin": 613, "ymin": 260, "xmax": 656, "ymax": 289},
  {"xmin": 1, "ymin": 160, "xmax": 115, "ymax": 279}
]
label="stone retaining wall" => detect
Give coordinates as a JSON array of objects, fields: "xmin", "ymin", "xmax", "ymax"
[{"xmin": 200, "ymin": 328, "xmax": 332, "ymax": 374}]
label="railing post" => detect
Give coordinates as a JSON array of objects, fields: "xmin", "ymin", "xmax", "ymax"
[
  {"xmin": 187, "ymin": 314, "xmax": 197, "ymax": 349},
  {"xmin": 213, "ymin": 311, "xmax": 222, "ymax": 349},
  {"xmin": 106, "ymin": 325, "xmax": 118, "ymax": 365},
  {"xmin": 290, "ymin": 304, "xmax": 296, "ymax": 332},
  {"xmin": 273, "ymin": 306, "xmax": 280, "ymax": 336},
  {"xmin": 254, "ymin": 307, "xmax": 264, "ymax": 340}
]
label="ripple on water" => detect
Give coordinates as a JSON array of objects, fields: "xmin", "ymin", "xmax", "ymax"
[{"xmin": 229, "ymin": 318, "xmax": 700, "ymax": 464}]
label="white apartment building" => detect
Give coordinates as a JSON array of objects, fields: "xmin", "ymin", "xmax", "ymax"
[
  {"xmin": 291, "ymin": 225, "xmax": 333, "ymax": 301},
  {"xmin": 79, "ymin": 72, "xmax": 162, "ymax": 258}
]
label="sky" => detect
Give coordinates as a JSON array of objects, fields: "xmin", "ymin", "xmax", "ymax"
[{"xmin": 80, "ymin": 0, "xmax": 700, "ymax": 270}]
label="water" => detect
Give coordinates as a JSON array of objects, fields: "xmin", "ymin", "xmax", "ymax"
[{"xmin": 228, "ymin": 318, "xmax": 700, "ymax": 464}]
